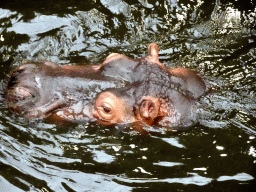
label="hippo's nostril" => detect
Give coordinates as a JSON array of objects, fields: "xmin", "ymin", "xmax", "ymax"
[{"xmin": 139, "ymin": 97, "xmax": 160, "ymax": 123}]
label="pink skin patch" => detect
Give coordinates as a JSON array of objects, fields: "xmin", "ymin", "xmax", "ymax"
[{"xmin": 15, "ymin": 87, "xmax": 32, "ymax": 97}]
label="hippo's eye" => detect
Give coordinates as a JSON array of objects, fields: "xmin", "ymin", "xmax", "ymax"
[
  {"xmin": 95, "ymin": 102, "xmax": 115, "ymax": 121},
  {"xmin": 94, "ymin": 92, "xmax": 122, "ymax": 123},
  {"xmin": 102, "ymin": 105, "xmax": 111, "ymax": 113}
]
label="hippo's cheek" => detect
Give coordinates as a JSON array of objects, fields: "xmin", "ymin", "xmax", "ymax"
[
  {"xmin": 54, "ymin": 110, "xmax": 74, "ymax": 120},
  {"xmin": 49, "ymin": 104, "xmax": 96, "ymax": 122},
  {"xmin": 158, "ymin": 111, "xmax": 182, "ymax": 127},
  {"xmin": 91, "ymin": 108, "xmax": 102, "ymax": 121}
]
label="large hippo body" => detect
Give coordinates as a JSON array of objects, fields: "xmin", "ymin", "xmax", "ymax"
[{"xmin": 6, "ymin": 43, "xmax": 206, "ymax": 128}]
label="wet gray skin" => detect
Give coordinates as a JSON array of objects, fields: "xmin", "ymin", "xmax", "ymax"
[
  {"xmin": 6, "ymin": 61, "xmax": 125, "ymax": 120},
  {"xmin": 99, "ymin": 53, "xmax": 139, "ymax": 83},
  {"xmin": 102, "ymin": 57, "xmax": 206, "ymax": 127},
  {"xmin": 6, "ymin": 44, "xmax": 206, "ymax": 126},
  {"xmin": 133, "ymin": 59, "xmax": 206, "ymax": 127},
  {"xmin": 131, "ymin": 59, "xmax": 206, "ymax": 99}
]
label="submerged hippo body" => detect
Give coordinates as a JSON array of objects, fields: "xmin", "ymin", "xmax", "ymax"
[{"xmin": 6, "ymin": 43, "xmax": 206, "ymax": 128}]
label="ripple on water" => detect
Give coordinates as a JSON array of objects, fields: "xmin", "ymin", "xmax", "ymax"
[{"xmin": 0, "ymin": 0, "xmax": 256, "ymax": 191}]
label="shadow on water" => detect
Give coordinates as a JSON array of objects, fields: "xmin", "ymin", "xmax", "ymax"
[{"xmin": 0, "ymin": 0, "xmax": 256, "ymax": 191}]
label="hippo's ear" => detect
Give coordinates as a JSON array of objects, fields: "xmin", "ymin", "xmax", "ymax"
[{"xmin": 147, "ymin": 43, "xmax": 159, "ymax": 60}]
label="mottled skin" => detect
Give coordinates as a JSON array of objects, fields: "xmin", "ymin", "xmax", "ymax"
[
  {"xmin": 6, "ymin": 43, "xmax": 206, "ymax": 127},
  {"xmin": 6, "ymin": 61, "xmax": 124, "ymax": 122},
  {"xmin": 93, "ymin": 43, "xmax": 206, "ymax": 127}
]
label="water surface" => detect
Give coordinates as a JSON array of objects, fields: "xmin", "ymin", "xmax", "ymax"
[{"xmin": 0, "ymin": 0, "xmax": 255, "ymax": 191}]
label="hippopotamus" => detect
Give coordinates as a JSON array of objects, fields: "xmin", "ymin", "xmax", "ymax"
[{"xmin": 6, "ymin": 43, "xmax": 206, "ymax": 128}]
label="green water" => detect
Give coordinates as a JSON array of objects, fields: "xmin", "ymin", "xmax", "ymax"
[{"xmin": 0, "ymin": 0, "xmax": 255, "ymax": 191}]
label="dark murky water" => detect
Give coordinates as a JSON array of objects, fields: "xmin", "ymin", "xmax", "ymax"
[{"xmin": 0, "ymin": 0, "xmax": 256, "ymax": 191}]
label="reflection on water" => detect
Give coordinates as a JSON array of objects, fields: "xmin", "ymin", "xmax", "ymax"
[{"xmin": 0, "ymin": 0, "xmax": 256, "ymax": 191}]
